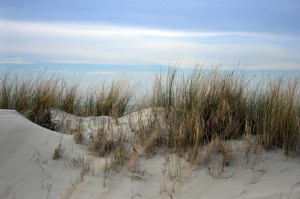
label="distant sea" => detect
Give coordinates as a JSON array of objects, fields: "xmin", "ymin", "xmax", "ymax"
[{"xmin": 1, "ymin": 62, "xmax": 299, "ymax": 93}]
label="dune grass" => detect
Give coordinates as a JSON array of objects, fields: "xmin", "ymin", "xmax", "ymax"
[
  {"xmin": 149, "ymin": 68, "xmax": 247, "ymax": 149},
  {"xmin": 147, "ymin": 67, "xmax": 299, "ymax": 156},
  {"xmin": 1, "ymin": 67, "xmax": 299, "ymax": 157},
  {"xmin": 0, "ymin": 71, "xmax": 135, "ymax": 129},
  {"xmin": 248, "ymin": 76, "xmax": 300, "ymax": 155}
]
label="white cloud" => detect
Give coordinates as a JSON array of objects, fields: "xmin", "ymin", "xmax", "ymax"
[
  {"xmin": 87, "ymin": 71, "xmax": 120, "ymax": 76},
  {"xmin": 0, "ymin": 57, "xmax": 33, "ymax": 64},
  {"xmin": 0, "ymin": 20, "xmax": 299, "ymax": 70},
  {"xmin": 244, "ymin": 62, "xmax": 300, "ymax": 70}
]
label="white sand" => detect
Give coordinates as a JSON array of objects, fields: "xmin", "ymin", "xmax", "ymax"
[
  {"xmin": 1, "ymin": 109, "xmax": 300, "ymax": 199},
  {"xmin": 0, "ymin": 110, "xmax": 88, "ymax": 199}
]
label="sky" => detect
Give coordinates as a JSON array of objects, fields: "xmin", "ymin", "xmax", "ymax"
[{"xmin": 0, "ymin": 0, "xmax": 300, "ymax": 74}]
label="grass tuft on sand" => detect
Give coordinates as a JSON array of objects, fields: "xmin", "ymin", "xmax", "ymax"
[{"xmin": 1, "ymin": 67, "xmax": 299, "ymax": 158}]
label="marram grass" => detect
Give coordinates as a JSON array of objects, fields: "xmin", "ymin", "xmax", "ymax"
[
  {"xmin": 0, "ymin": 67, "xmax": 299, "ymax": 156},
  {"xmin": 0, "ymin": 71, "xmax": 134, "ymax": 128},
  {"xmin": 147, "ymin": 67, "xmax": 299, "ymax": 156}
]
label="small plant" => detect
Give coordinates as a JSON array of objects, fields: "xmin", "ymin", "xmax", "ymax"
[
  {"xmin": 103, "ymin": 158, "xmax": 110, "ymax": 189},
  {"xmin": 128, "ymin": 158, "xmax": 146, "ymax": 180},
  {"xmin": 219, "ymin": 142, "xmax": 232, "ymax": 171},
  {"xmin": 199, "ymin": 136, "xmax": 231, "ymax": 178},
  {"xmin": 113, "ymin": 135, "xmax": 127, "ymax": 167},
  {"xmin": 251, "ymin": 136, "xmax": 263, "ymax": 169},
  {"xmin": 52, "ymin": 139, "xmax": 63, "ymax": 160},
  {"xmin": 89, "ymin": 128, "xmax": 115, "ymax": 156},
  {"xmin": 134, "ymin": 109, "xmax": 166, "ymax": 157},
  {"xmin": 73, "ymin": 121, "xmax": 84, "ymax": 144},
  {"xmin": 78, "ymin": 154, "xmax": 92, "ymax": 182},
  {"xmin": 243, "ymin": 119, "xmax": 253, "ymax": 165}
]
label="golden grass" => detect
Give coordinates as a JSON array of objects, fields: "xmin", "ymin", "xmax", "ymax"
[
  {"xmin": 0, "ymin": 71, "xmax": 135, "ymax": 128},
  {"xmin": 1, "ymin": 67, "xmax": 299, "ymax": 158},
  {"xmin": 147, "ymin": 67, "xmax": 299, "ymax": 156}
]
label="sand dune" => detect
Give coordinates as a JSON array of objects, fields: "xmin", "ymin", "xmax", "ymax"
[
  {"xmin": 1, "ymin": 109, "xmax": 300, "ymax": 199},
  {"xmin": 0, "ymin": 110, "xmax": 85, "ymax": 199}
]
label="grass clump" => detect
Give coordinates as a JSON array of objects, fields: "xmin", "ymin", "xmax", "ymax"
[
  {"xmin": 0, "ymin": 71, "xmax": 62, "ymax": 129},
  {"xmin": 89, "ymin": 128, "xmax": 115, "ymax": 157},
  {"xmin": 92, "ymin": 80, "xmax": 135, "ymax": 118},
  {"xmin": 150, "ymin": 67, "xmax": 247, "ymax": 149},
  {"xmin": 248, "ymin": 76, "xmax": 300, "ymax": 155},
  {"xmin": 52, "ymin": 139, "xmax": 64, "ymax": 160},
  {"xmin": 148, "ymin": 66, "xmax": 299, "ymax": 158},
  {"xmin": 0, "ymin": 71, "xmax": 135, "ymax": 128}
]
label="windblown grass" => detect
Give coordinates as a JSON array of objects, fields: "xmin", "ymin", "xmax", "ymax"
[
  {"xmin": 0, "ymin": 71, "xmax": 135, "ymax": 128},
  {"xmin": 0, "ymin": 71, "xmax": 63, "ymax": 128},
  {"xmin": 148, "ymin": 67, "xmax": 299, "ymax": 157},
  {"xmin": 1, "ymin": 67, "xmax": 299, "ymax": 157},
  {"xmin": 248, "ymin": 75, "xmax": 300, "ymax": 155},
  {"xmin": 87, "ymin": 80, "xmax": 135, "ymax": 118},
  {"xmin": 149, "ymin": 68, "xmax": 247, "ymax": 148}
]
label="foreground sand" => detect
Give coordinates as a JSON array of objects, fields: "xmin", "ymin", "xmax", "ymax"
[{"xmin": 0, "ymin": 109, "xmax": 299, "ymax": 199}]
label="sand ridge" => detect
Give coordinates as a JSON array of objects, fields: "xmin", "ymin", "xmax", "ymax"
[{"xmin": 0, "ymin": 109, "xmax": 300, "ymax": 199}]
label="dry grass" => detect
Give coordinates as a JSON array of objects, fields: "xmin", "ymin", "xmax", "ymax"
[
  {"xmin": 0, "ymin": 71, "xmax": 63, "ymax": 128},
  {"xmin": 146, "ymin": 67, "xmax": 300, "ymax": 159},
  {"xmin": 248, "ymin": 76, "xmax": 300, "ymax": 155},
  {"xmin": 89, "ymin": 128, "xmax": 115, "ymax": 157},
  {"xmin": 149, "ymin": 67, "xmax": 247, "ymax": 154},
  {"xmin": 80, "ymin": 156, "xmax": 91, "ymax": 182},
  {"xmin": 1, "ymin": 67, "xmax": 299, "ymax": 178},
  {"xmin": 0, "ymin": 71, "xmax": 135, "ymax": 128},
  {"xmin": 52, "ymin": 139, "xmax": 64, "ymax": 160},
  {"xmin": 72, "ymin": 121, "xmax": 85, "ymax": 144}
]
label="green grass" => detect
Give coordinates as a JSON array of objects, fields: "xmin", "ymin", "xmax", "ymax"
[{"xmin": 1, "ymin": 67, "xmax": 299, "ymax": 156}]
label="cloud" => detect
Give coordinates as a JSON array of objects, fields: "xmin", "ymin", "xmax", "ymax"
[
  {"xmin": 0, "ymin": 20, "xmax": 299, "ymax": 70},
  {"xmin": 0, "ymin": 57, "xmax": 33, "ymax": 64},
  {"xmin": 87, "ymin": 71, "xmax": 120, "ymax": 76},
  {"xmin": 244, "ymin": 62, "xmax": 300, "ymax": 71}
]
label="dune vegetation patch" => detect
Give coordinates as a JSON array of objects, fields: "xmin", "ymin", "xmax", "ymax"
[{"xmin": 1, "ymin": 67, "xmax": 299, "ymax": 162}]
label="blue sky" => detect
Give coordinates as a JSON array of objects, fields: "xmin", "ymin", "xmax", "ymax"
[{"xmin": 0, "ymin": 0, "xmax": 300, "ymax": 72}]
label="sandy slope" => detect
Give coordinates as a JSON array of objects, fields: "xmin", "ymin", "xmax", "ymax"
[
  {"xmin": 0, "ymin": 109, "xmax": 86, "ymax": 199},
  {"xmin": 65, "ymin": 152, "xmax": 300, "ymax": 199},
  {"xmin": 1, "ymin": 109, "xmax": 300, "ymax": 199}
]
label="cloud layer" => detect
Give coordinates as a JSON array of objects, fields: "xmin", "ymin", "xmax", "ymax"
[{"xmin": 0, "ymin": 20, "xmax": 299, "ymax": 70}]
